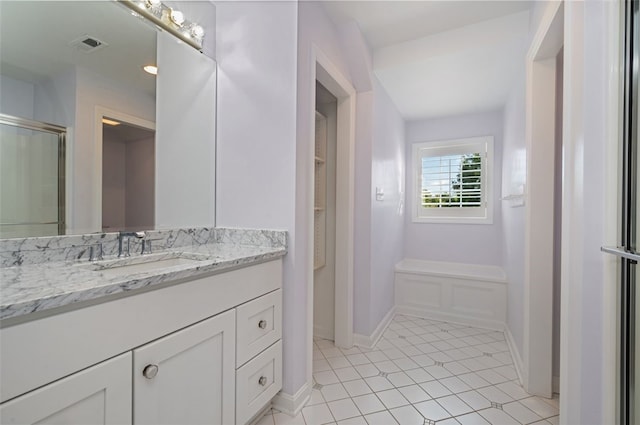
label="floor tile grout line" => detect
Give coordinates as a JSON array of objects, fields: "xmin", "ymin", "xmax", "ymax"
[
  {"xmin": 317, "ymin": 348, "xmax": 519, "ymax": 391},
  {"xmin": 307, "ymin": 315, "xmax": 558, "ymax": 425}
]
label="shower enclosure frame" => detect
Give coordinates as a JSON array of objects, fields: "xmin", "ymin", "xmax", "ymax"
[{"xmin": 0, "ymin": 113, "xmax": 66, "ymax": 236}]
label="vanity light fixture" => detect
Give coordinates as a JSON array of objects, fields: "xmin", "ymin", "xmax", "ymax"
[
  {"xmin": 121, "ymin": 0, "xmax": 205, "ymax": 50},
  {"xmin": 143, "ymin": 65, "xmax": 158, "ymax": 75},
  {"xmin": 102, "ymin": 118, "xmax": 121, "ymax": 126}
]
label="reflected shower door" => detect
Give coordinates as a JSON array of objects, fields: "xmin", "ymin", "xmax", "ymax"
[
  {"xmin": 0, "ymin": 115, "xmax": 65, "ymax": 238},
  {"xmin": 621, "ymin": 1, "xmax": 639, "ymax": 423}
]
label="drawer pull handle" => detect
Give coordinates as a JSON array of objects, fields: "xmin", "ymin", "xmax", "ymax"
[
  {"xmin": 143, "ymin": 364, "xmax": 159, "ymax": 379},
  {"xmin": 258, "ymin": 376, "xmax": 267, "ymax": 386},
  {"xmin": 258, "ymin": 320, "xmax": 267, "ymax": 329}
]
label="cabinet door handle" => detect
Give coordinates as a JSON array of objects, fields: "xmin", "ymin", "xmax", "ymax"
[
  {"xmin": 258, "ymin": 320, "xmax": 267, "ymax": 329},
  {"xmin": 143, "ymin": 364, "xmax": 159, "ymax": 379},
  {"xmin": 258, "ymin": 376, "xmax": 267, "ymax": 386}
]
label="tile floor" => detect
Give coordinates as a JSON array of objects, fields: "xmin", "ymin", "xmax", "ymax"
[{"xmin": 258, "ymin": 314, "xmax": 559, "ymax": 425}]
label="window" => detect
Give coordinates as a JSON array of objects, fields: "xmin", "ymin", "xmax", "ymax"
[{"xmin": 411, "ymin": 136, "xmax": 493, "ymax": 224}]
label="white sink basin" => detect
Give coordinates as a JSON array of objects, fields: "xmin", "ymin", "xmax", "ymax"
[{"xmin": 84, "ymin": 253, "xmax": 210, "ymax": 277}]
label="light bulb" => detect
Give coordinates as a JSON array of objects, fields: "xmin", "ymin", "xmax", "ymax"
[
  {"xmin": 191, "ymin": 25, "xmax": 204, "ymax": 39},
  {"xmin": 143, "ymin": 65, "xmax": 158, "ymax": 75},
  {"xmin": 170, "ymin": 9, "xmax": 185, "ymax": 26}
]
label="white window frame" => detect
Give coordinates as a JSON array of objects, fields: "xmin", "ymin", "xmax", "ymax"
[{"xmin": 411, "ymin": 136, "xmax": 494, "ymax": 224}]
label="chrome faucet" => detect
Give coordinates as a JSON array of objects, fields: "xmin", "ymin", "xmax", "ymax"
[
  {"xmin": 89, "ymin": 243, "xmax": 104, "ymax": 262},
  {"xmin": 118, "ymin": 231, "xmax": 145, "ymax": 257}
]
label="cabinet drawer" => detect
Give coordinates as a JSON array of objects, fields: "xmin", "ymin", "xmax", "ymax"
[
  {"xmin": 236, "ymin": 341, "xmax": 282, "ymax": 425},
  {"xmin": 236, "ymin": 289, "xmax": 282, "ymax": 367}
]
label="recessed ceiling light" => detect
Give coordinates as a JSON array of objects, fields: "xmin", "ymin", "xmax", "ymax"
[
  {"xmin": 143, "ymin": 65, "xmax": 158, "ymax": 75},
  {"xmin": 102, "ymin": 118, "xmax": 121, "ymax": 126}
]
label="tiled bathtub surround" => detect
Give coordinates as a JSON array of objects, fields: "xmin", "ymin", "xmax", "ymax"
[
  {"xmin": 0, "ymin": 227, "xmax": 287, "ymax": 320},
  {"xmin": 0, "ymin": 227, "xmax": 287, "ymax": 268},
  {"xmin": 259, "ymin": 315, "xmax": 559, "ymax": 425}
]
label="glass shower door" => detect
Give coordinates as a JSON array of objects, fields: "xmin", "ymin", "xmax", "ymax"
[
  {"xmin": 0, "ymin": 115, "xmax": 66, "ymax": 238},
  {"xmin": 603, "ymin": 1, "xmax": 640, "ymax": 423},
  {"xmin": 602, "ymin": 1, "xmax": 639, "ymax": 423},
  {"xmin": 627, "ymin": 0, "xmax": 639, "ymax": 421}
]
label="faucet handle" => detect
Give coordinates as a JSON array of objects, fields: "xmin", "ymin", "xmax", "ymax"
[
  {"xmin": 141, "ymin": 239, "xmax": 153, "ymax": 255},
  {"xmin": 89, "ymin": 243, "xmax": 104, "ymax": 262}
]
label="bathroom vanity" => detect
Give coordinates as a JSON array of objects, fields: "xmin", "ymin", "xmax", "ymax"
[{"xmin": 0, "ymin": 228, "xmax": 286, "ymax": 425}]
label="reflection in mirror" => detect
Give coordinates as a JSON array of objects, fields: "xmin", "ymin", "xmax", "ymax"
[
  {"xmin": 0, "ymin": 1, "xmax": 217, "ymax": 239},
  {"xmin": 0, "ymin": 0, "xmax": 156, "ymax": 237},
  {"xmin": 102, "ymin": 117, "xmax": 155, "ymax": 233},
  {"xmin": 0, "ymin": 114, "xmax": 66, "ymax": 239}
]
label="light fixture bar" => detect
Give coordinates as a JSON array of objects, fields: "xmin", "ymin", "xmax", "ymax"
[
  {"xmin": 102, "ymin": 118, "xmax": 121, "ymax": 126},
  {"xmin": 119, "ymin": 0, "xmax": 204, "ymax": 51}
]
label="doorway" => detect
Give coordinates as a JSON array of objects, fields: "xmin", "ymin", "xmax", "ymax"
[
  {"xmin": 95, "ymin": 108, "xmax": 155, "ymax": 233},
  {"xmin": 313, "ymin": 83, "xmax": 338, "ymax": 341},
  {"xmin": 306, "ymin": 47, "xmax": 357, "ymax": 393},
  {"xmin": 523, "ymin": 1, "xmax": 563, "ymax": 397},
  {"xmin": 101, "ymin": 119, "xmax": 155, "ymax": 232}
]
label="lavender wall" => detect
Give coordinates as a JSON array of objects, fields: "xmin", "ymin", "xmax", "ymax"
[
  {"xmin": 353, "ymin": 91, "xmax": 374, "ymax": 336},
  {"xmin": 126, "ymin": 137, "xmax": 155, "ymax": 230},
  {"xmin": 0, "ymin": 75, "xmax": 35, "ymax": 119},
  {"xmin": 215, "ymin": 0, "xmax": 407, "ymax": 395},
  {"xmin": 404, "ymin": 111, "xmax": 504, "ymax": 266},
  {"xmin": 369, "ymin": 78, "xmax": 405, "ymax": 333},
  {"xmin": 501, "ymin": 72, "xmax": 526, "ymax": 356},
  {"xmin": 214, "ymin": 0, "xmax": 299, "ymax": 393},
  {"xmin": 102, "ymin": 136, "xmax": 127, "ymax": 230}
]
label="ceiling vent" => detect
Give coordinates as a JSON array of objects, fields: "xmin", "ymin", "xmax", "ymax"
[{"xmin": 69, "ymin": 35, "xmax": 107, "ymax": 53}]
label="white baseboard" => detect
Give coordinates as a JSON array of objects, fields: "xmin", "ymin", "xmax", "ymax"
[
  {"xmin": 505, "ymin": 325, "xmax": 525, "ymax": 387},
  {"xmin": 353, "ymin": 306, "xmax": 396, "ymax": 350},
  {"xmin": 271, "ymin": 381, "xmax": 311, "ymax": 417},
  {"xmin": 396, "ymin": 305, "xmax": 504, "ymax": 331}
]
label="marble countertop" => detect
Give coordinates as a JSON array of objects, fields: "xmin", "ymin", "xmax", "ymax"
[{"xmin": 0, "ymin": 242, "xmax": 286, "ymax": 321}]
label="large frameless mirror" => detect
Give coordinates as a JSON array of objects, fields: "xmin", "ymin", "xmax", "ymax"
[{"xmin": 0, "ymin": 0, "xmax": 216, "ymax": 238}]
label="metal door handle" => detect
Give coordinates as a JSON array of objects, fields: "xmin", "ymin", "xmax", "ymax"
[{"xmin": 601, "ymin": 246, "xmax": 640, "ymax": 262}]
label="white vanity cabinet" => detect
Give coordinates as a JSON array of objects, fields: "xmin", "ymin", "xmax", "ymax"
[
  {"xmin": 133, "ymin": 310, "xmax": 236, "ymax": 425},
  {"xmin": 0, "ymin": 259, "xmax": 283, "ymax": 425},
  {"xmin": 0, "ymin": 353, "xmax": 132, "ymax": 425}
]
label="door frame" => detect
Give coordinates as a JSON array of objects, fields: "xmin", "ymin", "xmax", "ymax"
[
  {"xmin": 93, "ymin": 106, "xmax": 155, "ymax": 233},
  {"xmin": 305, "ymin": 44, "xmax": 356, "ymax": 388},
  {"xmin": 523, "ymin": 0, "xmax": 563, "ymax": 397},
  {"xmin": 560, "ymin": 1, "xmax": 621, "ymax": 423}
]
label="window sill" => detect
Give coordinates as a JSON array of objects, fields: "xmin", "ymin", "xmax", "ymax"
[{"xmin": 411, "ymin": 216, "xmax": 493, "ymax": 225}]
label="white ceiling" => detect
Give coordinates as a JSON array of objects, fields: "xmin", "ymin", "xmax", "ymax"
[
  {"xmin": 322, "ymin": 1, "xmax": 532, "ymax": 120},
  {"xmin": 0, "ymin": 1, "xmax": 157, "ymax": 95}
]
